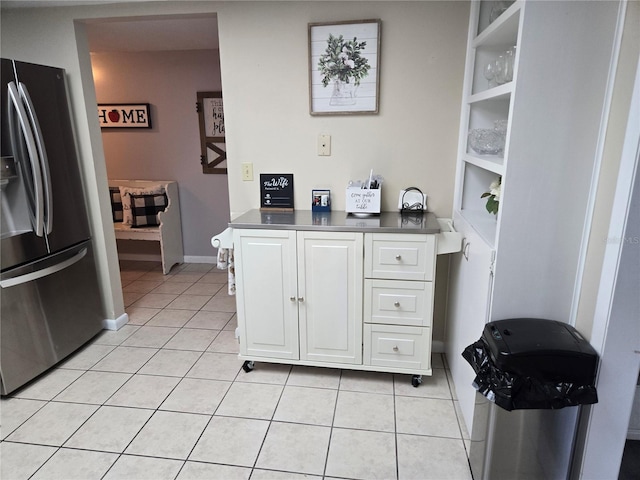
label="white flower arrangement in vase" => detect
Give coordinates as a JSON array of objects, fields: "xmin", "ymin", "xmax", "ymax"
[
  {"xmin": 481, "ymin": 176, "xmax": 502, "ymax": 215},
  {"xmin": 318, "ymin": 34, "xmax": 371, "ymax": 105}
]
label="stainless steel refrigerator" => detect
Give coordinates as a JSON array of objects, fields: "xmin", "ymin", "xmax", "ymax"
[{"xmin": 1, "ymin": 59, "xmax": 104, "ymax": 395}]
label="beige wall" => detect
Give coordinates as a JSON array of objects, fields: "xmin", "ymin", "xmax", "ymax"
[
  {"xmin": 219, "ymin": 1, "xmax": 469, "ymax": 218},
  {"xmin": 215, "ymin": 1, "xmax": 469, "ymax": 346},
  {"xmin": 1, "ymin": 1, "xmax": 469, "ymax": 328},
  {"xmin": 92, "ymin": 49, "xmax": 230, "ymax": 259}
]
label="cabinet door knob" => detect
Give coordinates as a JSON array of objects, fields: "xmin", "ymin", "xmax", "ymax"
[
  {"xmin": 290, "ymin": 296, "xmax": 296, "ymax": 302},
  {"xmin": 393, "ymin": 345, "xmax": 399, "ymax": 352},
  {"xmin": 394, "ymin": 301, "xmax": 401, "ymax": 307},
  {"xmin": 298, "ymin": 297, "xmax": 304, "ymax": 303},
  {"xmin": 395, "ymin": 254, "xmax": 402, "ymax": 260}
]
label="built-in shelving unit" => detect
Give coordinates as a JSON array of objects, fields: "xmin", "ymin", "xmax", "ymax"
[
  {"xmin": 454, "ymin": 1, "xmax": 521, "ymax": 248},
  {"xmin": 447, "ymin": 0, "xmax": 621, "ymax": 443}
]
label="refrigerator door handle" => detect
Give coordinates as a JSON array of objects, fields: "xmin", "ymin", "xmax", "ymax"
[
  {"xmin": 7, "ymin": 81, "xmax": 45, "ymax": 237},
  {"xmin": 0, "ymin": 247, "xmax": 87, "ymax": 289},
  {"xmin": 19, "ymin": 82, "xmax": 53, "ymax": 235}
]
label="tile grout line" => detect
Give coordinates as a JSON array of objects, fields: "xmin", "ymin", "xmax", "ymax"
[
  {"xmin": 322, "ymin": 368, "xmax": 344, "ymax": 479},
  {"xmin": 393, "ymin": 372, "xmax": 400, "ymax": 480},
  {"xmin": 259, "ymin": 364, "xmax": 292, "ymax": 473}
]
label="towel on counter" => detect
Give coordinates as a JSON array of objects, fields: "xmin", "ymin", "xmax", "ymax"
[
  {"xmin": 217, "ymin": 248, "xmax": 236, "ymax": 295},
  {"xmin": 217, "ymin": 247, "xmax": 230, "ymax": 269}
]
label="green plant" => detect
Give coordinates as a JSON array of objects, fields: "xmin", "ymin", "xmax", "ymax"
[
  {"xmin": 481, "ymin": 177, "xmax": 501, "ymax": 215},
  {"xmin": 318, "ymin": 34, "xmax": 371, "ymax": 87}
]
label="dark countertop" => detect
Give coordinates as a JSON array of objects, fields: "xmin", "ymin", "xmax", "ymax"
[{"xmin": 229, "ymin": 210, "xmax": 441, "ymax": 234}]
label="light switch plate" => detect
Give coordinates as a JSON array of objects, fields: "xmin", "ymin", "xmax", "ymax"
[{"xmin": 241, "ymin": 163, "xmax": 253, "ymax": 181}]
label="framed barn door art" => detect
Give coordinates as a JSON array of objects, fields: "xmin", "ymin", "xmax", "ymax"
[{"xmin": 196, "ymin": 91, "xmax": 227, "ymax": 174}]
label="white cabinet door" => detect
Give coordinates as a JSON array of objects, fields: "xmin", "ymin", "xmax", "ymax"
[
  {"xmin": 234, "ymin": 229, "xmax": 299, "ymax": 360},
  {"xmin": 297, "ymin": 231, "xmax": 363, "ymax": 364},
  {"xmin": 445, "ymin": 213, "xmax": 495, "ymax": 432}
]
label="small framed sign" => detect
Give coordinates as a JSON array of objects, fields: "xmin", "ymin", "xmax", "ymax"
[
  {"xmin": 260, "ymin": 174, "xmax": 294, "ymax": 211},
  {"xmin": 312, "ymin": 189, "xmax": 331, "ymax": 212},
  {"xmin": 98, "ymin": 104, "xmax": 151, "ymax": 128},
  {"xmin": 196, "ymin": 91, "xmax": 227, "ymax": 174}
]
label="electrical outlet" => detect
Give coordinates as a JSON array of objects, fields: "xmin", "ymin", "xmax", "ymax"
[
  {"xmin": 318, "ymin": 134, "xmax": 331, "ymax": 156},
  {"xmin": 241, "ymin": 163, "xmax": 253, "ymax": 181}
]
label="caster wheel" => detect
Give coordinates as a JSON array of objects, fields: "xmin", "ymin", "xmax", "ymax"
[
  {"xmin": 411, "ymin": 375, "xmax": 422, "ymax": 388},
  {"xmin": 242, "ymin": 361, "xmax": 255, "ymax": 373}
]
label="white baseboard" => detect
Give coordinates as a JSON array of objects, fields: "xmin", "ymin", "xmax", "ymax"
[
  {"xmin": 102, "ymin": 313, "xmax": 129, "ymax": 331},
  {"xmin": 118, "ymin": 253, "xmax": 216, "ymax": 264},
  {"xmin": 183, "ymin": 255, "xmax": 217, "ymax": 264},
  {"xmin": 117, "ymin": 253, "xmax": 161, "ymax": 262}
]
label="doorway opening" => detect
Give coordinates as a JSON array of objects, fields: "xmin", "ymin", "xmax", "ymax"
[{"xmin": 84, "ymin": 14, "xmax": 230, "ymax": 277}]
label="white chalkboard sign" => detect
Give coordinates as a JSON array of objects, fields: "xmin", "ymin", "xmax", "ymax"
[
  {"xmin": 260, "ymin": 174, "xmax": 294, "ymax": 211},
  {"xmin": 345, "ymin": 186, "xmax": 381, "ymax": 214}
]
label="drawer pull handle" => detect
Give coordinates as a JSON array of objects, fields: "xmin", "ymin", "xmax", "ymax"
[
  {"xmin": 394, "ymin": 301, "xmax": 401, "ymax": 307},
  {"xmin": 298, "ymin": 297, "xmax": 305, "ymax": 303},
  {"xmin": 395, "ymin": 254, "xmax": 402, "ymax": 260},
  {"xmin": 393, "ymin": 345, "xmax": 399, "ymax": 352}
]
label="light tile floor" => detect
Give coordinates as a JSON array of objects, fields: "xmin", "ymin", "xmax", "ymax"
[{"xmin": 1, "ymin": 261, "xmax": 473, "ymax": 480}]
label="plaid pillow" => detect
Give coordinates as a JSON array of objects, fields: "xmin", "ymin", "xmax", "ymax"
[
  {"xmin": 109, "ymin": 186, "xmax": 123, "ymax": 222},
  {"xmin": 130, "ymin": 193, "xmax": 168, "ymax": 228},
  {"xmin": 119, "ymin": 184, "xmax": 165, "ymax": 225}
]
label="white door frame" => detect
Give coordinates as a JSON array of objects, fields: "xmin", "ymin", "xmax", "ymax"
[{"xmin": 577, "ymin": 54, "xmax": 640, "ymax": 479}]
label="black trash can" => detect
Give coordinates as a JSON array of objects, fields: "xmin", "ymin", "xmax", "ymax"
[{"xmin": 463, "ymin": 318, "xmax": 599, "ymax": 480}]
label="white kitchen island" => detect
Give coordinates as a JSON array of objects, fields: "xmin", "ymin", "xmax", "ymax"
[{"xmin": 229, "ymin": 210, "xmax": 459, "ymax": 386}]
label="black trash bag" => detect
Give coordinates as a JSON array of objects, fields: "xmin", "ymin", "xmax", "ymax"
[{"xmin": 462, "ymin": 338, "xmax": 598, "ymax": 411}]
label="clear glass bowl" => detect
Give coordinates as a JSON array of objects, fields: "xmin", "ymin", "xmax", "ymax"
[
  {"xmin": 468, "ymin": 128, "xmax": 505, "ymax": 155},
  {"xmin": 493, "ymin": 119, "xmax": 508, "ymax": 135}
]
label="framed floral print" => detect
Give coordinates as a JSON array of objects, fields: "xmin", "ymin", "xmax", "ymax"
[
  {"xmin": 308, "ymin": 19, "xmax": 381, "ymax": 115},
  {"xmin": 196, "ymin": 91, "xmax": 227, "ymax": 174}
]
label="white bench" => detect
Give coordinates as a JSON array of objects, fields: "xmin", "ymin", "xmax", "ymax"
[{"xmin": 108, "ymin": 179, "xmax": 184, "ymax": 274}]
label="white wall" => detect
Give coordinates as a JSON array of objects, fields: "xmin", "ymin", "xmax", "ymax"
[
  {"xmin": 92, "ymin": 49, "xmax": 229, "ymax": 259},
  {"xmin": 0, "ymin": 1, "xmax": 469, "ymax": 327}
]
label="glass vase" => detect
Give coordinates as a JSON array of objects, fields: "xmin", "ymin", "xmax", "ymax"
[{"xmin": 330, "ymin": 79, "xmax": 356, "ymax": 106}]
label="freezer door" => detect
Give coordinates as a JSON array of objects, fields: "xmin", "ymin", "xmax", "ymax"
[
  {"xmin": 13, "ymin": 61, "xmax": 91, "ymax": 254},
  {"xmin": 0, "ymin": 240, "xmax": 103, "ymax": 395}
]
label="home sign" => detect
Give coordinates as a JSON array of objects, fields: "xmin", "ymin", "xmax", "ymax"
[{"xmin": 98, "ymin": 104, "xmax": 152, "ymax": 128}]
